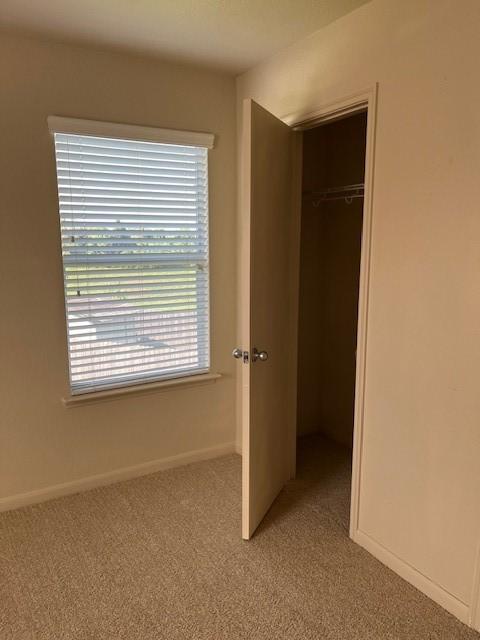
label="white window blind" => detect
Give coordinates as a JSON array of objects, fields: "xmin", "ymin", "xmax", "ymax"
[{"xmin": 52, "ymin": 127, "xmax": 211, "ymax": 394}]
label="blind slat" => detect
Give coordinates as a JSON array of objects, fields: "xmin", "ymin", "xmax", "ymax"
[
  {"xmin": 70, "ymin": 352, "xmax": 205, "ymax": 376},
  {"xmin": 72, "ymin": 366, "xmax": 210, "ymax": 394},
  {"xmin": 65, "ymin": 281, "xmax": 207, "ymax": 295},
  {"xmin": 70, "ymin": 336, "xmax": 210, "ymax": 363},
  {"xmin": 54, "ymin": 131, "xmax": 210, "ymax": 394},
  {"xmin": 69, "ymin": 320, "xmax": 209, "ymax": 344},
  {"xmin": 56, "ymin": 175, "xmax": 200, "ymax": 187},
  {"xmin": 70, "ymin": 342, "xmax": 210, "ymax": 369}
]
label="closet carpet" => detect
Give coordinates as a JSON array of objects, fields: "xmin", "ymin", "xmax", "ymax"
[{"xmin": 1, "ymin": 435, "xmax": 477, "ymax": 640}]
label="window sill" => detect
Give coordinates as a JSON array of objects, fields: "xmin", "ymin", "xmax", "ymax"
[{"xmin": 62, "ymin": 372, "xmax": 222, "ymax": 408}]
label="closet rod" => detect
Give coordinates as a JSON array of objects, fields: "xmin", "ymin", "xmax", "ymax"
[{"xmin": 303, "ymin": 183, "xmax": 364, "ymax": 206}]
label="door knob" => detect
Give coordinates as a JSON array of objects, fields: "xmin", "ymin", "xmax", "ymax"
[
  {"xmin": 252, "ymin": 348, "xmax": 268, "ymax": 362},
  {"xmin": 232, "ymin": 348, "xmax": 249, "ymax": 364}
]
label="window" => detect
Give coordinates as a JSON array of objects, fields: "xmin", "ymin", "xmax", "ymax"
[{"xmin": 49, "ymin": 117, "xmax": 213, "ymax": 395}]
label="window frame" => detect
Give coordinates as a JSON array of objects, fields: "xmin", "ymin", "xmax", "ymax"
[{"xmin": 49, "ymin": 116, "xmax": 215, "ymax": 397}]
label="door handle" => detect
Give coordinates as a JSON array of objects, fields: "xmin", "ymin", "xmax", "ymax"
[{"xmin": 252, "ymin": 348, "xmax": 268, "ymax": 362}]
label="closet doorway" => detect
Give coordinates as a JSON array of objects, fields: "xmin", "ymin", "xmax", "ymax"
[
  {"xmin": 296, "ymin": 112, "xmax": 367, "ymax": 534},
  {"xmin": 238, "ymin": 90, "xmax": 376, "ymax": 540}
]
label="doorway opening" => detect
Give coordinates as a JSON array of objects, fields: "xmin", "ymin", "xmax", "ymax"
[{"xmin": 296, "ymin": 111, "xmax": 368, "ymax": 534}]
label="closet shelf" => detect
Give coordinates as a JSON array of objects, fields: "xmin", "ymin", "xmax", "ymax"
[{"xmin": 303, "ymin": 183, "xmax": 364, "ymax": 206}]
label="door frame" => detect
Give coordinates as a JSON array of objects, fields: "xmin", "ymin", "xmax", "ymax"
[{"xmin": 283, "ymin": 84, "xmax": 378, "ymax": 539}]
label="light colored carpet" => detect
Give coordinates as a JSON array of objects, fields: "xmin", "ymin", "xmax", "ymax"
[{"xmin": 0, "ymin": 435, "xmax": 477, "ymax": 639}]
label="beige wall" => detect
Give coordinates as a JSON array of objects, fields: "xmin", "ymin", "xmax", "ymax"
[
  {"xmin": 237, "ymin": 0, "xmax": 480, "ymax": 614},
  {"xmin": 0, "ymin": 34, "xmax": 237, "ymax": 500},
  {"xmin": 297, "ymin": 114, "xmax": 366, "ymax": 445}
]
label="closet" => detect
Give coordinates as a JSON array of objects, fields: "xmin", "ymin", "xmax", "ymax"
[{"xmin": 296, "ymin": 112, "xmax": 367, "ymax": 524}]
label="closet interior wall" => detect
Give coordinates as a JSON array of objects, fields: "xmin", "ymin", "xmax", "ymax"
[{"xmin": 297, "ymin": 113, "xmax": 367, "ymax": 447}]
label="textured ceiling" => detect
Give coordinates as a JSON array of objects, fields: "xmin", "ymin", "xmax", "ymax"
[{"xmin": 0, "ymin": 0, "xmax": 370, "ymax": 73}]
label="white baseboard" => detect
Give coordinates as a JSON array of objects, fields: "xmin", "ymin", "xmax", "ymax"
[
  {"xmin": 470, "ymin": 542, "xmax": 480, "ymax": 631},
  {"xmin": 0, "ymin": 441, "xmax": 237, "ymax": 513},
  {"xmin": 353, "ymin": 528, "xmax": 470, "ymax": 626}
]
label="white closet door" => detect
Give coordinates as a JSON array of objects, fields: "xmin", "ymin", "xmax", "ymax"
[{"xmin": 240, "ymin": 99, "xmax": 295, "ymax": 539}]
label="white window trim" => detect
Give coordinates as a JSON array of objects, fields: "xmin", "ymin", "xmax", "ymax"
[
  {"xmin": 63, "ymin": 372, "xmax": 222, "ymax": 407},
  {"xmin": 47, "ymin": 115, "xmax": 215, "ymax": 149}
]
